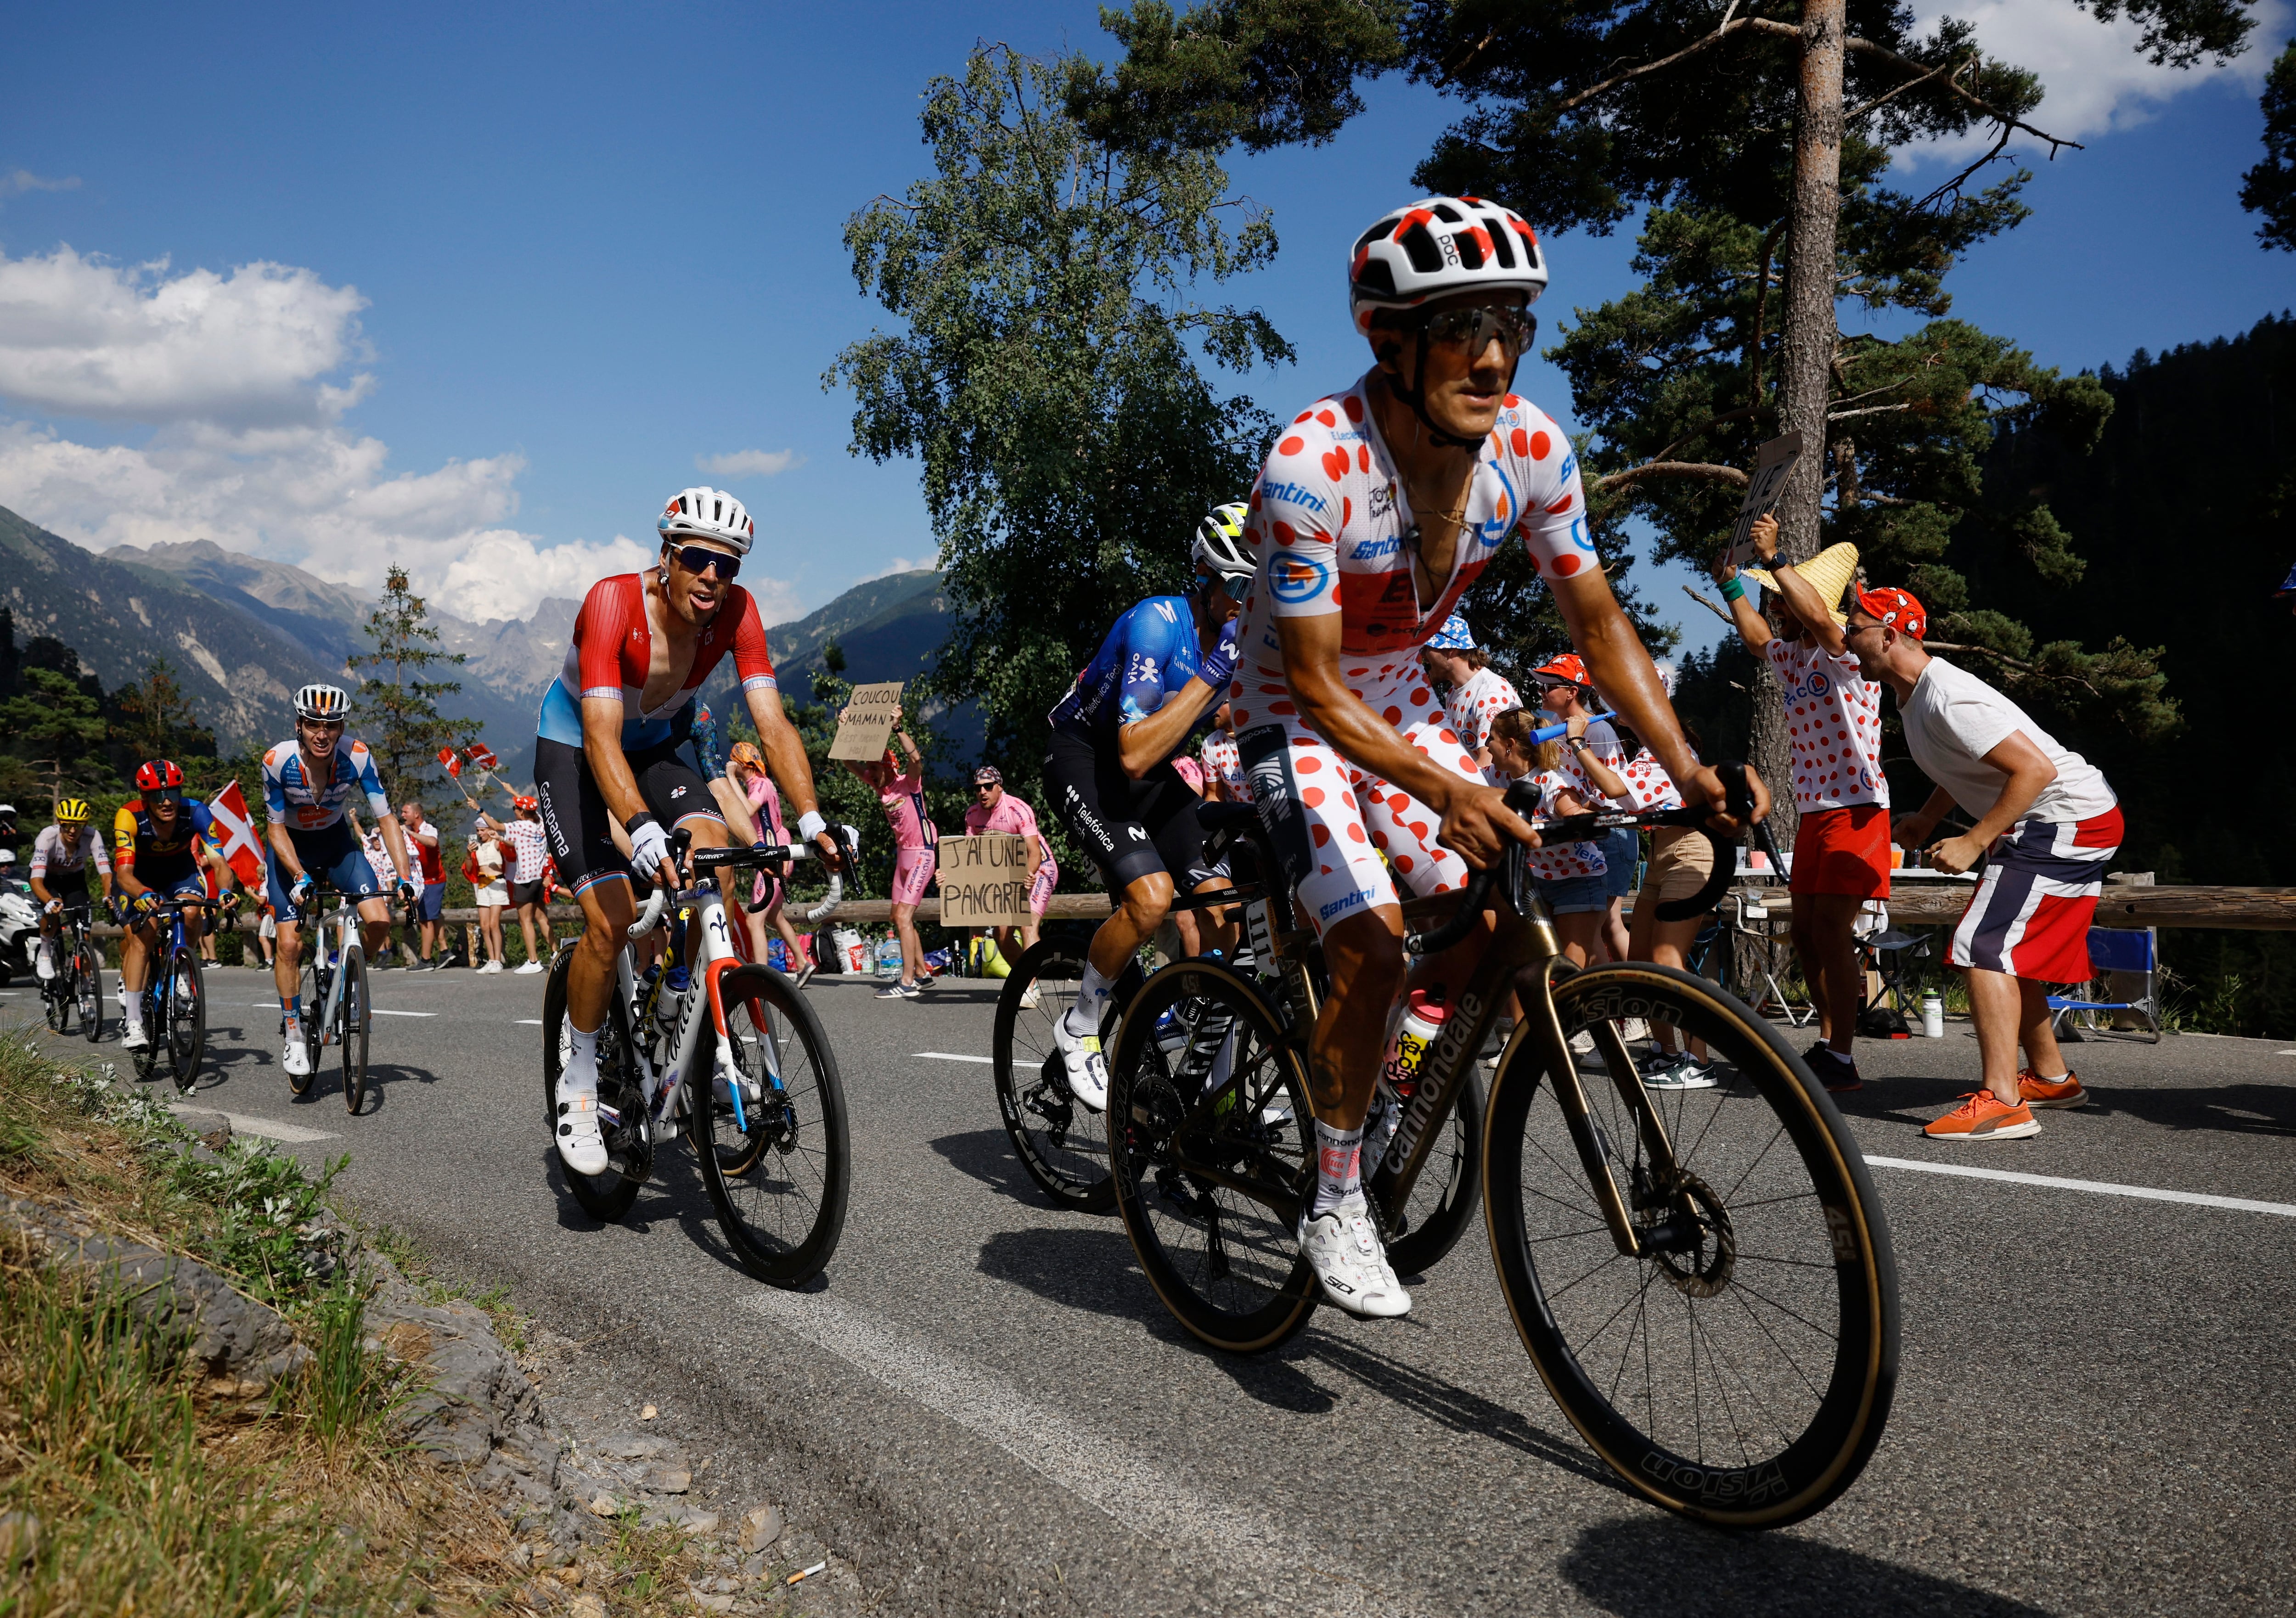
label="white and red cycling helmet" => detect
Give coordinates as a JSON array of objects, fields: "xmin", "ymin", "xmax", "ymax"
[
  {"xmin": 658, "ymin": 487, "xmax": 755, "ymax": 556},
  {"xmin": 1348, "ymin": 196, "xmax": 1548, "ymax": 332}
]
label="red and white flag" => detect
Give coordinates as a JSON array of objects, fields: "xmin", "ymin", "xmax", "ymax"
[
  {"xmin": 207, "ymin": 780, "xmax": 267, "ymax": 889},
  {"xmin": 438, "ymin": 747, "xmax": 465, "ymax": 779},
  {"xmin": 468, "ymin": 742, "xmax": 500, "ymax": 771}
]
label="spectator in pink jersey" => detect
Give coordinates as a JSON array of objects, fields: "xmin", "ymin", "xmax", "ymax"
[
  {"xmin": 963, "ymin": 765, "xmax": 1055, "ymax": 967},
  {"xmin": 1716, "ymin": 516, "xmax": 1891, "ymax": 1091},
  {"xmin": 846, "ymin": 730, "xmax": 935, "ymax": 1000},
  {"xmin": 715, "ymin": 740, "xmax": 816, "ymax": 988}
]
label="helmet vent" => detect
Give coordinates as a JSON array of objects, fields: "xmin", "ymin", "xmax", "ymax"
[{"xmin": 1399, "ymin": 224, "xmax": 1443, "ymax": 275}]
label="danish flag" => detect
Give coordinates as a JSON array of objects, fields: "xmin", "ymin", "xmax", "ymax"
[
  {"xmin": 207, "ymin": 781, "xmax": 266, "ymax": 889},
  {"xmin": 467, "ymin": 742, "xmax": 500, "ymax": 771},
  {"xmin": 438, "ymin": 747, "xmax": 465, "ymax": 779}
]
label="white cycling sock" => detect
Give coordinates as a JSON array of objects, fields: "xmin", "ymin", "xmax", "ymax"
[
  {"xmin": 1309, "ymin": 1119, "xmax": 1364, "ymax": 1219},
  {"xmin": 563, "ymin": 1022, "xmax": 601, "ymax": 1099},
  {"xmin": 1064, "ymin": 960, "xmax": 1114, "ymax": 1040}
]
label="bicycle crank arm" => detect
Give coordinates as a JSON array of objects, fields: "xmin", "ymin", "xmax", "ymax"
[{"xmin": 1515, "ymin": 957, "xmax": 1642, "ymax": 1259}]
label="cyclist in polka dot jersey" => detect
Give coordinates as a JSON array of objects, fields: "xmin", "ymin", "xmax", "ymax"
[{"xmin": 1232, "ymin": 195, "xmax": 1756, "ymax": 1321}]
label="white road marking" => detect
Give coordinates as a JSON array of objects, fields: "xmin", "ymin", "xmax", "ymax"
[
  {"xmin": 168, "ymin": 1103, "xmax": 340, "ymax": 1143},
  {"xmin": 1868, "ymin": 1156, "xmax": 2296, "ymax": 1217},
  {"xmin": 516, "ymin": 1018, "xmax": 543, "ymax": 1026},
  {"xmin": 915, "ymin": 1051, "xmax": 992, "ymax": 1065},
  {"xmin": 369, "ymin": 1008, "xmax": 435, "ymax": 1018},
  {"xmin": 737, "ymin": 1290, "xmax": 1381, "ymax": 1616}
]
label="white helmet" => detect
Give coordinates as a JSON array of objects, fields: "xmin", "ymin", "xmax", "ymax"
[
  {"xmin": 659, "ymin": 487, "xmax": 755, "ymax": 556},
  {"xmin": 1348, "ymin": 196, "xmax": 1548, "ymax": 332},
  {"xmin": 1192, "ymin": 501, "xmax": 1254, "ymax": 587},
  {"xmin": 295, "ymin": 683, "xmax": 351, "ymax": 722}
]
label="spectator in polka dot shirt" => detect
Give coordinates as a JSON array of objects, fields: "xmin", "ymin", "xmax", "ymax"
[
  {"xmin": 1419, "ymin": 612, "xmax": 1521, "ymax": 771},
  {"xmin": 1714, "ymin": 513, "xmax": 1891, "ymax": 1093}
]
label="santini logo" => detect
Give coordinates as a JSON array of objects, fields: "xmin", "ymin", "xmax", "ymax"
[
  {"xmin": 1350, "ymin": 536, "xmax": 1401, "ymax": 560},
  {"xmin": 1261, "ymin": 480, "xmax": 1328, "ymax": 514}
]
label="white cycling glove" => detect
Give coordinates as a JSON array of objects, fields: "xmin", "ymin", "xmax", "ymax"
[{"xmin": 625, "ymin": 812, "xmax": 673, "ymax": 883}]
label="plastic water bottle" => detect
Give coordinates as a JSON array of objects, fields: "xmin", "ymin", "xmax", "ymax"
[
  {"xmin": 1381, "ymin": 987, "xmax": 1449, "ymax": 1098},
  {"xmin": 1921, "ymin": 992, "xmax": 1945, "ymax": 1039},
  {"xmin": 876, "ymin": 937, "xmax": 901, "ymax": 979}
]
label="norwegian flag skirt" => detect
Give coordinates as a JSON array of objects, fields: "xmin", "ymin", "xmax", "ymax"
[{"xmin": 1948, "ymin": 806, "xmax": 2124, "ymax": 983}]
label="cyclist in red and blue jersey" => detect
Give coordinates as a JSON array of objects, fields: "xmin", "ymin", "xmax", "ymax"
[
  {"xmin": 1041, "ymin": 503, "xmax": 1254, "ymax": 1111},
  {"xmin": 262, "ymin": 683, "xmax": 416, "ymax": 1080},
  {"xmin": 540, "ymin": 486, "xmax": 842, "ymax": 1177}
]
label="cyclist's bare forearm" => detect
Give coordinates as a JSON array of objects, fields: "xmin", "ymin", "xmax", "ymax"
[
  {"xmin": 743, "ymin": 686, "xmax": 829, "ymax": 836},
  {"xmin": 1273, "ymin": 616, "xmax": 1491, "ymax": 816},
  {"xmin": 1117, "ymin": 677, "xmax": 1216, "ymax": 778}
]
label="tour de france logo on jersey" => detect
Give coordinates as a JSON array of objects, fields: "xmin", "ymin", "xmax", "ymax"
[{"xmin": 1268, "ymin": 551, "xmax": 1328, "ymax": 604}]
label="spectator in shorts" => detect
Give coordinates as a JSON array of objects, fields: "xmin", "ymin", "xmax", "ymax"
[
  {"xmin": 848, "ymin": 730, "xmax": 935, "ymax": 1001},
  {"xmin": 963, "ymin": 766, "xmax": 1056, "ymax": 996},
  {"xmin": 490, "ymin": 797, "xmax": 551, "ymax": 974},
  {"xmin": 1532, "ymin": 653, "xmax": 1632, "ymax": 964},
  {"xmin": 470, "ymin": 824, "xmax": 509, "ymax": 972},
  {"xmin": 1199, "ymin": 703, "xmax": 1251, "ymax": 804},
  {"xmin": 256, "ymin": 897, "xmax": 278, "ymax": 967},
  {"xmin": 398, "ymin": 801, "xmax": 445, "ymax": 969},
  {"xmin": 1420, "ymin": 612, "xmax": 1520, "ymax": 771},
  {"xmin": 1716, "ymin": 517, "xmax": 1889, "ymax": 1091},
  {"xmin": 1844, "ymin": 587, "xmax": 2121, "ymax": 1140},
  {"xmin": 715, "ymin": 740, "xmax": 817, "ymax": 988},
  {"xmin": 1486, "ymin": 708, "xmax": 1608, "ymax": 966}
]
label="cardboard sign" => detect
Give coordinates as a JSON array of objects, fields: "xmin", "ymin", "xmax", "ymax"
[
  {"xmin": 1724, "ymin": 431, "xmax": 1805, "ymax": 570},
  {"xmin": 827, "ymin": 681, "xmax": 906, "ymax": 762},
  {"xmin": 935, "ymin": 835, "xmax": 1037, "ymax": 927}
]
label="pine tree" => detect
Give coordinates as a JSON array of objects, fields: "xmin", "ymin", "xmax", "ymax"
[
  {"xmin": 1, "ymin": 669, "xmax": 109, "ymax": 804},
  {"xmin": 348, "ymin": 566, "xmax": 479, "ymax": 809},
  {"xmin": 109, "ymin": 660, "xmax": 218, "ymax": 774}
]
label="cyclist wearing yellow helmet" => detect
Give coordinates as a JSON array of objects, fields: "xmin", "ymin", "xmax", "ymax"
[{"xmin": 29, "ymin": 798, "xmax": 113, "ymax": 983}]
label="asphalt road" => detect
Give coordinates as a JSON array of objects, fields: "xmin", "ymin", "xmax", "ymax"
[{"xmin": 12, "ymin": 962, "xmax": 2293, "ymax": 1616}]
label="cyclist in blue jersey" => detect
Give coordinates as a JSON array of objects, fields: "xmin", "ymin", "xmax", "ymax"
[
  {"xmin": 1041, "ymin": 504, "xmax": 1254, "ymax": 1110},
  {"xmin": 262, "ymin": 683, "xmax": 417, "ymax": 1080}
]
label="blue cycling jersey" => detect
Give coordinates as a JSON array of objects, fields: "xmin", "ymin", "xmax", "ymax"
[{"xmin": 1048, "ymin": 594, "xmax": 1235, "ymax": 745}]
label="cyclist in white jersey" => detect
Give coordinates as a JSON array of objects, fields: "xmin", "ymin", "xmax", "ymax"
[
  {"xmin": 1232, "ymin": 195, "xmax": 1758, "ymax": 1317},
  {"xmin": 262, "ymin": 683, "xmax": 416, "ymax": 1079},
  {"xmin": 28, "ymin": 798, "xmax": 112, "ymax": 981}
]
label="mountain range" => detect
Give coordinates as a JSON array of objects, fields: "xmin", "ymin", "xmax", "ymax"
[{"xmin": 0, "ymin": 504, "xmax": 954, "ymax": 784}]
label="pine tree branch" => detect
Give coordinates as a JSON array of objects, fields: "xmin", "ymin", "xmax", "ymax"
[
  {"xmin": 1593, "ymin": 460, "xmax": 1750, "ymax": 492},
  {"xmin": 1559, "ymin": 16, "xmax": 1779, "ymax": 112},
  {"xmin": 1683, "ymin": 583, "xmax": 1736, "ymax": 624}
]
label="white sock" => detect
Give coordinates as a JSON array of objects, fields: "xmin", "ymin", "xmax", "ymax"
[
  {"xmin": 1065, "ymin": 960, "xmax": 1114, "ymax": 1039},
  {"xmin": 563, "ymin": 1022, "xmax": 601, "ymax": 1099},
  {"xmin": 1309, "ymin": 1120, "xmax": 1364, "ymax": 1219}
]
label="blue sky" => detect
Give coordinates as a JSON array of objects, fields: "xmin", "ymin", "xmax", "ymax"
[{"xmin": 0, "ymin": 1, "xmax": 2287, "ymax": 649}]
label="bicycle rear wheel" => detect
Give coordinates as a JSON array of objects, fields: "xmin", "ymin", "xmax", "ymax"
[
  {"xmin": 540, "ymin": 944, "xmax": 645, "ymax": 1223},
  {"xmin": 44, "ymin": 950, "xmax": 68, "ymax": 1033},
  {"xmin": 991, "ymin": 940, "xmax": 1142, "ymax": 1213},
  {"xmin": 1483, "ymin": 961, "xmax": 1897, "ymax": 1528},
  {"xmin": 339, "ymin": 946, "xmax": 370, "ymax": 1115},
  {"xmin": 292, "ymin": 948, "xmax": 326, "ymax": 1096},
  {"xmin": 1107, "ymin": 959, "xmax": 1319, "ymax": 1354},
  {"xmin": 75, "ymin": 938, "xmax": 103, "ymax": 1043},
  {"xmin": 167, "ymin": 947, "xmax": 206, "ymax": 1094},
  {"xmin": 693, "ymin": 964, "xmax": 849, "ymax": 1286}
]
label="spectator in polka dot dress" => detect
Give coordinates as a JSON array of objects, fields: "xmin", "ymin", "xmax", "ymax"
[
  {"xmin": 1486, "ymin": 707, "xmax": 1607, "ymax": 966},
  {"xmin": 1419, "ymin": 612, "xmax": 1520, "ymax": 772},
  {"xmin": 1715, "ymin": 514, "xmax": 1890, "ymax": 1091},
  {"xmin": 1531, "ymin": 652, "xmax": 1633, "ymax": 965}
]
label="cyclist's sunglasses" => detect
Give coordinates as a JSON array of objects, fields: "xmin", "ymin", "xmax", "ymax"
[
  {"xmin": 1421, "ymin": 303, "xmax": 1536, "ymax": 359},
  {"xmin": 669, "ymin": 544, "xmax": 741, "ymax": 582}
]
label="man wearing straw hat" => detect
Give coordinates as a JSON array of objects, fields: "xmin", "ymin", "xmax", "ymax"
[{"xmin": 1715, "ymin": 514, "xmax": 1890, "ymax": 1091}]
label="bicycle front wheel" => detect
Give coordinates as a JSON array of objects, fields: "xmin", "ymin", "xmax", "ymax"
[
  {"xmin": 1483, "ymin": 961, "xmax": 1897, "ymax": 1528},
  {"xmin": 167, "ymin": 948, "xmax": 206, "ymax": 1094},
  {"xmin": 75, "ymin": 940, "xmax": 104, "ymax": 1043},
  {"xmin": 693, "ymin": 964, "xmax": 849, "ymax": 1287},
  {"xmin": 991, "ymin": 940, "xmax": 1142, "ymax": 1213},
  {"xmin": 339, "ymin": 946, "xmax": 370, "ymax": 1115},
  {"xmin": 1106, "ymin": 959, "xmax": 1318, "ymax": 1354}
]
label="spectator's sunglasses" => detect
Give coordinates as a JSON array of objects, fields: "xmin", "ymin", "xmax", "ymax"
[
  {"xmin": 669, "ymin": 544, "xmax": 741, "ymax": 582},
  {"xmin": 1420, "ymin": 303, "xmax": 1535, "ymax": 359},
  {"xmin": 973, "ymin": 781, "xmax": 998, "ymax": 795}
]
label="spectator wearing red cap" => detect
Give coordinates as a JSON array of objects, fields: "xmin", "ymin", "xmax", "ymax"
[
  {"xmin": 1844, "ymin": 586, "xmax": 2122, "ymax": 1140},
  {"xmin": 1714, "ymin": 514, "xmax": 1890, "ymax": 1091},
  {"xmin": 1532, "ymin": 651, "xmax": 1633, "ymax": 965}
]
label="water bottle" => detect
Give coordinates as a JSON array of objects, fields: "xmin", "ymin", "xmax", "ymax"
[
  {"xmin": 876, "ymin": 936, "xmax": 901, "ymax": 979},
  {"xmin": 1380, "ymin": 987, "xmax": 1449, "ymax": 1100},
  {"xmin": 1921, "ymin": 991, "xmax": 1945, "ymax": 1039}
]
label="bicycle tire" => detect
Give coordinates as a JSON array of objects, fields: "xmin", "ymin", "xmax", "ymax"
[
  {"xmin": 691, "ymin": 964, "xmax": 850, "ymax": 1287},
  {"xmin": 339, "ymin": 946, "xmax": 370, "ymax": 1115},
  {"xmin": 168, "ymin": 946, "xmax": 206, "ymax": 1095},
  {"xmin": 540, "ymin": 943, "xmax": 643, "ymax": 1223},
  {"xmin": 291, "ymin": 947, "xmax": 324, "ymax": 1097},
  {"xmin": 1482, "ymin": 961, "xmax": 1897, "ymax": 1529},
  {"xmin": 76, "ymin": 939, "xmax": 103, "ymax": 1044},
  {"xmin": 1380, "ymin": 1060, "xmax": 1485, "ymax": 1278},
  {"xmin": 44, "ymin": 959, "xmax": 67, "ymax": 1033},
  {"xmin": 1107, "ymin": 958, "xmax": 1320, "ymax": 1354},
  {"xmin": 990, "ymin": 941, "xmax": 1142, "ymax": 1214}
]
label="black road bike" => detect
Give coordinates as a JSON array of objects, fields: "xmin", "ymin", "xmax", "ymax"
[{"xmin": 40, "ymin": 899, "xmax": 106, "ymax": 1043}]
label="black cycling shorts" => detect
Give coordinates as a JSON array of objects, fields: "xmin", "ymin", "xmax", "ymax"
[
  {"xmin": 1043, "ymin": 727, "xmax": 1214, "ymax": 893},
  {"xmin": 533, "ymin": 735, "xmax": 726, "ymax": 898}
]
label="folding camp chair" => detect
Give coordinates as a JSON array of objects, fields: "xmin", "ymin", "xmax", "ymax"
[
  {"xmin": 1730, "ymin": 890, "xmax": 1812, "ymax": 1027},
  {"xmin": 1856, "ymin": 905, "xmax": 1934, "ymax": 1036},
  {"xmin": 2047, "ymin": 927, "xmax": 2162, "ymax": 1044}
]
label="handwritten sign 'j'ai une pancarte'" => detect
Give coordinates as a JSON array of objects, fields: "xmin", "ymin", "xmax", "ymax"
[
  {"xmin": 827, "ymin": 682, "xmax": 906, "ymax": 762},
  {"xmin": 1724, "ymin": 430, "xmax": 1805, "ymax": 571},
  {"xmin": 934, "ymin": 835, "xmax": 1037, "ymax": 927}
]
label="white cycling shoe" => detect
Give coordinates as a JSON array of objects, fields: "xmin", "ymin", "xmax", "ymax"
[
  {"xmin": 34, "ymin": 943, "xmax": 56, "ymax": 982},
  {"xmin": 1051, "ymin": 1010, "xmax": 1109, "ymax": 1112},
  {"xmin": 121, "ymin": 1023, "xmax": 152, "ymax": 1052},
  {"xmin": 555, "ymin": 1088, "xmax": 609, "ymax": 1176},
  {"xmin": 1297, "ymin": 1195, "xmax": 1412, "ymax": 1319},
  {"xmin": 281, "ymin": 1036, "xmax": 310, "ymax": 1079}
]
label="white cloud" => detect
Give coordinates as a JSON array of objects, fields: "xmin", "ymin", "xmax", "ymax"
[
  {"xmin": 861, "ymin": 553, "xmax": 941, "ymax": 581},
  {"xmin": 1900, "ymin": 1, "xmax": 2288, "ymax": 161},
  {"xmin": 0, "ymin": 169, "xmax": 80, "ymax": 200},
  {"xmin": 0, "ymin": 246, "xmax": 372, "ymax": 427},
  {"xmin": 0, "ymin": 244, "xmax": 805, "ymax": 626},
  {"xmin": 694, "ymin": 447, "xmax": 805, "ymax": 479}
]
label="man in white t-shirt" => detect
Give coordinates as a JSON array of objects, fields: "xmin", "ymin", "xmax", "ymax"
[
  {"xmin": 1716, "ymin": 516, "xmax": 1890, "ymax": 1091},
  {"xmin": 1844, "ymin": 586, "xmax": 2122, "ymax": 1141}
]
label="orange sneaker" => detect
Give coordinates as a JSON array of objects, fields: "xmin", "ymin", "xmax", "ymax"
[
  {"xmin": 1922, "ymin": 1090, "xmax": 2041, "ymax": 1141},
  {"xmin": 2017, "ymin": 1069, "xmax": 2088, "ymax": 1109}
]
